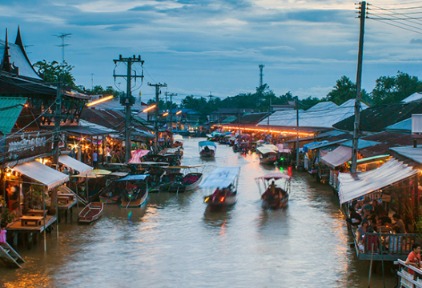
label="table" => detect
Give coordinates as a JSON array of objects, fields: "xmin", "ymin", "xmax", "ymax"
[
  {"xmin": 27, "ymin": 209, "xmax": 47, "ymax": 216},
  {"xmin": 57, "ymin": 193, "xmax": 75, "ymax": 205},
  {"xmin": 20, "ymin": 216, "xmax": 44, "ymax": 227}
]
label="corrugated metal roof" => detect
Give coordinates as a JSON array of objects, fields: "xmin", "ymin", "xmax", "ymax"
[
  {"xmin": 258, "ymin": 100, "xmax": 368, "ymax": 129},
  {"xmin": 385, "ymin": 118, "xmax": 411, "ymax": 132},
  {"xmin": 390, "ymin": 146, "xmax": 422, "ymax": 164},
  {"xmin": 0, "ymin": 97, "xmax": 27, "ymax": 134},
  {"xmin": 333, "ymin": 102, "xmax": 422, "ymax": 132},
  {"xmin": 341, "ymin": 139, "xmax": 380, "ymax": 149}
]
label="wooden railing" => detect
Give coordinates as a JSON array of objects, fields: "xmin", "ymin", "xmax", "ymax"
[
  {"xmin": 351, "ymin": 230, "xmax": 419, "ymax": 261},
  {"xmin": 396, "ymin": 259, "xmax": 422, "ymax": 288}
]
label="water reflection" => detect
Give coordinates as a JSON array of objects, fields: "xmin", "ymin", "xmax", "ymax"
[
  {"xmin": 0, "ymin": 137, "xmax": 398, "ymax": 287},
  {"xmin": 202, "ymin": 205, "xmax": 234, "ymax": 230}
]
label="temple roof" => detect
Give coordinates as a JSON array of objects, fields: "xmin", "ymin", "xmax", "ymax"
[{"xmin": 0, "ymin": 28, "xmax": 41, "ymax": 80}]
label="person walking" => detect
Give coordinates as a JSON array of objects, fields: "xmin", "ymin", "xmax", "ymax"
[{"xmin": 92, "ymin": 150, "xmax": 98, "ymax": 168}]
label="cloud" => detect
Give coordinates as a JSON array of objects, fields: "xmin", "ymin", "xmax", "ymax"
[{"xmin": 0, "ymin": 0, "xmax": 420, "ymax": 100}]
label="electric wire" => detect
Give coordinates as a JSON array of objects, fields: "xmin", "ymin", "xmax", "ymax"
[{"xmin": 366, "ymin": 2, "xmax": 422, "ymax": 35}]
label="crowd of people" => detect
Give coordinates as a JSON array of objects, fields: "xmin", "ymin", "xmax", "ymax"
[{"xmin": 347, "ymin": 196, "xmax": 411, "ymax": 253}]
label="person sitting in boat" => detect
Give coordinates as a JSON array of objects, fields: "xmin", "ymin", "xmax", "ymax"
[
  {"xmin": 262, "ymin": 181, "xmax": 276, "ymax": 201},
  {"xmin": 204, "ymin": 146, "xmax": 210, "ymax": 152}
]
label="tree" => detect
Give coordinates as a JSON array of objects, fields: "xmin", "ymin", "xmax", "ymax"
[
  {"xmin": 325, "ymin": 76, "xmax": 370, "ymax": 105},
  {"xmin": 371, "ymin": 71, "xmax": 422, "ymax": 105},
  {"xmin": 33, "ymin": 60, "xmax": 76, "ymax": 89}
]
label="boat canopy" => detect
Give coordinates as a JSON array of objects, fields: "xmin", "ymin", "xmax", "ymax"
[
  {"xmin": 166, "ymin": 165, "xmax": 202, "ymax": 169},
  {"xmin": 129, "ymin": 149, "xmax": 150, "ymax": 163},
  {"xmin": 256, "ymin": 172, "xmax": 291, "ymax": 181},
  {"xmin": 200, "ymin": 166, "xmax": 240, "ymax": 189},
  {"xmin": 173, "ymin": 134, "xmax": 184, "ymax": 142},
  {"xmin": 198, "ymin": 140, "xmax": 217, "ymax": 148},
  {"xmin": 117, "ymin": 174, "xmax": 150, "ymax": 182},
  {"xmin": 128, "ymin": 161, "xmax": 169, "ymax": 166},
  {"xmin": 256, "ymin": 146, "xmax": 278, "ymax": 155},
  {"xmin": 338, "ymin": 159, "xmax": 417, "ymax": 204}
]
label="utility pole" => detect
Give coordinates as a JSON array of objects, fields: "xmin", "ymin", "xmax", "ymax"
[
  {"xmin": 295, "ymin": 97, "xmax": 300, "ymax": 170},
  {"xmin": 53, "ymin": 33, "xmax": 71, "ymax": 165},
  {"xmin": 91, "ymin": 73, "xmax": 94, "ymax": 91},
  {"xmin": 165, "ymin": 92, "xmax": 177, "ymax": 131},
  {"xmin": 113, "ymin": 55, "xmax": 144, "ymax": 162},
  {"xmin": 148, "ymin": 83, "xmax": 167, "ymax": 152},
  {"xmin": 351, "ymin": 1, "xmax": 366, "ymax": 175}
]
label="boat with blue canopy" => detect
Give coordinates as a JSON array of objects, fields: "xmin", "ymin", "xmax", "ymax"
[
  {"xmin": 198, "ymin": 140, "xmax": 217, "ymax": 158},
  {"xmin": 116, "ymin": 174, "xmax": 149, "ymax": 208}
]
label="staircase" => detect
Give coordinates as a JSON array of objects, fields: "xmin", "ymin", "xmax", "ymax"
[
  {"xmin": 58, "ymin": 185, "xmax": 87, "ymax": 206},
  {"xmin": 0, "ymin": 242, "xmax": 25, "ymax": 268}
]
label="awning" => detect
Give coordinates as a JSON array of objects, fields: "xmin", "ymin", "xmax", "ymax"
[
  {"xmin": 320, "ymin": 146, "xmax": 352, "ymax": 168},
  {"xmin": 12, "ymin": 161, "xmax": 69, "ymax": 190},
  {"xmin": 59, "ymin": 155, "xmax": 93, "ymax": 176},
  {"xmin": 338, "ymin": 159, "xmax": 417, "ymax": 204}
]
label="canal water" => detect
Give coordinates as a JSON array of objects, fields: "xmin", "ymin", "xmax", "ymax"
[{"xmin": 1, "ymin": 137, "xmax": 396, "ymax": 288}]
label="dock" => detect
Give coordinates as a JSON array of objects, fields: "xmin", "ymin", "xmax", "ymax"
[{"xmin": 6, "ymin": 215, "xmax": 57, "ymax": 248}]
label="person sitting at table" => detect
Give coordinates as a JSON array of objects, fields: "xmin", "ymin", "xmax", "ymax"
[
  {"xmin": 346, "ymin": 207, "xmax": 362, "ymax": 227},
  {"xmin": 356, "ymin": 220, "xmax": 369, "ymax": 252},
  {"xmin": 405, "ymin": 243, "xmax": 421, "ymax": 273},
  {"xmin": 392, "ymin": 214, "xmax": 406, "ymax": 234}
]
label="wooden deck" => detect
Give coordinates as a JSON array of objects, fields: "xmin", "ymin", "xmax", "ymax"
[
  {"xmin": 6, "ymin": 215, "xmax": 57, "ymax": 248},
  {"xmin": 58, "ymin": 197, "xmax": 78, "ymax": 223},
  {"xmin": 350, "ymin": 227, "xmax": 418, "ymax": 261},
  {"xmin": 7, "ymin": 215, "xmax": 57, "ymax": 232}
]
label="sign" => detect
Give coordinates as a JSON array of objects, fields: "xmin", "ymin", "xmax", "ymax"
[{"xmin": 3, "ymin": 132, "xmax": 54, "ymax": 161}]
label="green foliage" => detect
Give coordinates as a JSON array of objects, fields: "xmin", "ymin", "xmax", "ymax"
[
  {"xmin": 371, "ymin": 71, "xmax": 422, "ymax": 105},
  {"xmin": 324, "ymin": 76, "xmax": 370, "ymax": 105},
  {"xmin": 34, "ymin": 60, "xmax": 76, "ymax": 89},
  {"xmin": 300, "ymin": 96, "xmax": 321, "ymax": 110},
  {"xmin": 0, "ymin": 208, "xmax": 15, "ymax": 227}
]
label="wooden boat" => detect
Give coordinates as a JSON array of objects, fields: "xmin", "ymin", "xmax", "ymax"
[
  {"xmin": 201, "ymin": 166, "xmax": 240, "ymax": 208},
  {"xmin": 78, "ymin": 202, "xmax": 104, "ymax": 224},
  {"xmin": 256, "ymin": 145, "xmax": 279, "ymax": 165},
  {"xmin": 117, "ymin": 174, "xmax": 149, "ymax": 208},
  {"xmin": 158, "ymin": 165, "xmax": 203, "ymax": 193},
  {"xmin": 98, "ymin": 172, "xmax": 128, "ymax": 204},
  {"xmin": 198, "ymin": 140, "xmax": 217, "ymax": 158},
  {"xmin": 255, "ymin": 171, "xmax": 291, "ymax": 209}
]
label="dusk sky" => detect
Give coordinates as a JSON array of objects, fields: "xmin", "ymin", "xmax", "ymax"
[{"xmin": 1, "ymin": 0, "xmax": 421, "ymax": 102}]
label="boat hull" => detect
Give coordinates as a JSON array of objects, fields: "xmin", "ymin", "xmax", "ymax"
[
  {"xmin": 120, "ymin": 191, "xmax": 148, "ymax": 208},
  {"xmin": 203, "ymin": 194, "xmax": 237, "ymax": 207},
  {"xmin": 78, "ymin": 202, "xmax": 104, "ymax": 224},
  {"xmin": 261, "ymin": 187, "xmax": 289, "ymax": 210}
]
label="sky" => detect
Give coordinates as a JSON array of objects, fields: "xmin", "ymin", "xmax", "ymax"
[{"xmin": 1, "ymin": 0, "xmax": 422, "ymax": 103}]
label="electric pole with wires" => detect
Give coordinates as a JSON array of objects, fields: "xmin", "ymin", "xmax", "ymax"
[
  {"xmin": 53, "ymin": 33, "xmax": 71, "ymax": 165},
  {"xmin": 149, "ymin": 82, "xmax": 167, "ymax": 152},
  {"xmin": 113, "ymin": 55, "xmax": 144, "ymax": 163}
]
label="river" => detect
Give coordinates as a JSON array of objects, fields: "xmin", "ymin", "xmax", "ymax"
[{"xmin": 1, "ymin": 137, "xmax": 396, "ymax": 287}]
